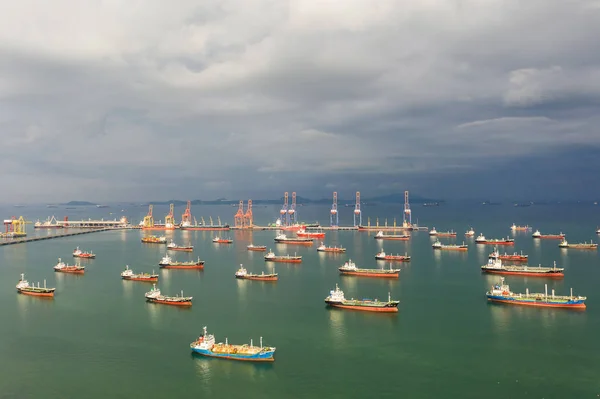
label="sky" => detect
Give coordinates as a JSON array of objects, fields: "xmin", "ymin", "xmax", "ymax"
[{"xmin": 1, "ymin": 0, "xmax": 600, "ymax": 203}]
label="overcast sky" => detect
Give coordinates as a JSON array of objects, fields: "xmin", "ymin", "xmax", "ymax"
[{"xmin": 1, "ymin": 0, "xmax": 599, "ymax": 203}]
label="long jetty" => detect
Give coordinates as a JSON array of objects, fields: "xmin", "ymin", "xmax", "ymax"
[{"xmin": 0, "ymin": 228, "xmax": 115, "ymax": 246}]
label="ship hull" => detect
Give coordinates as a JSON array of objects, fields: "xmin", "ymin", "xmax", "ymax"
[
  {"xmin": 375, "ymin": 257, "xmax": 410, "ymax": 262},
  {"xmin": 317, "ymin": 249, "xmax": 346, "ymax": 253},
  {"xmin": 436, "ymin": 234, "xmax": 457, "ymax": 238},
  {"xmin": 496, "ymin": 256, "xmax": 528, "ymax": 262},
  {"xmin": 213, "ymin": 241, "xmax": 232, "ymax": 244},
  {"xmin": 326, "ymin": 302, "xmax": 399, "ymax": 312},
  {"xmin": 247, "ymin": 247, "xmax": 267, "ymax": 252},
  {"xmin": 561, "ymin": 245, "xmax": 597, "ymax": 250},
  {"xmin": 122, "ymin": 276, "xmax": 158, "ymax": 282},
  {"xmin": 159, "ymin": 264, "xmax": 204, "ymax": 269},
  {"xmin": 236, "ymin": 275, "xmax": 278, "ymax": 281},
  {"xmin": 297, "ymin": 233, "xmax": 325, "ymax": 238},
  {"xmin": 142, "ymin": 227, "xmax": 178, "ymax": 231},
  {"xmin": 141, "ymin": 241, "xmax": 166, "ymax": 244},
  {"xmin": 54, "ymin": 269, "xmax": 85, "ymax": 274},
  {"xmin": 265, "ymin": 258, "xmax": 302, "ymax": 263},
  {"xmin": 486, "ymin": 295, "xmax": 585, "ymax": 309},
  {"xmin": 34, "ymin": 226, "xmax": 63, "ymax": 229},
  {"xmin": 17, "ymin": 289, "xmax": 55, "ymax": 297},
  {"xmin": 434, "ymin": 247, "xmax": 467, "ymax": 251},
  {"xmin": 477, "ymin": 241, "xmax": 514, "ymax": 246},
  {"xmin": 481, "ymin": 269, "xmax": 564, "ymax": 278},
  {"xmin": 146, "ymin": 298, "xmax": 192, "ymax": 306},
  {"xmin": 167, "ymin": 248, "xmax": 193, "ymax": 252},
  {"xmin": 191, "ymin": 347, "xmax": 275, "ymax": 362},
  {"xmin": 534, "ymin": 236, "xmax": 564, "ymax": 239},
  {"xmin": 181, "ymin": 227, "xmax": 230, "ymax": 231},
  {"xmin": 374, "ymin": 237, "xmax": 409, "ymax": 241},
  {"xmin": 73, "ymin": 255, "xmax": 95, "ymax": 259},
  {"xmin": 339, "ymin": 270, "xmax": 399, "ymax": 278},
  {"xmin": 274, "ymin": 240, "xmax": 313, "ymax": 245}
]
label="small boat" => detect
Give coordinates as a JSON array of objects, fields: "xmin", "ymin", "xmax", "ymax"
[
  {"xmin": 324, "ymin": 284, "xmax": 399, "ymax": 312},
  {"xmin": 511, "ymin": 224, "xmax": 531, "ymax": 231},
  {"xmin": 247, "ymin": 244, "xmax": 267, "ymax": 252},
  {"xmin": 141, "ymin": 235, "xmax": 167, "ymax": 244},
  {"xmin": 429, "ymin": 228, "xmax": 456, "ymax": 237},
  {"xmin": 488, "ymin": 248, "xmax": 528, "ymax": 262},
  {"xmin": 532, "ymin": 230, "xmax": 565, "ymax": 239},
  {"xmin": 486, "ymin": 277, "xmax": 585, "ymax": 309},
  {"xmin": 432, "ymin": 240, "xmax": 467, "ymax": 251},
  {"xmin": 296, "ymin": 228, "xmax": 325, "ymax": 238},
  {"xmin": 72, "ymin": 247, "xmax": 96, "ymax": 259},
  {"xmin": 121, "ymin": 265, "xmax": 159, "ymax": 282},
  {"xmin": 16, "ymin": 274, "xmax": 55, "ymax": 297},
  {"xmin": 465, "ymin": 228, "xmax": 475, "ymax": 237},
  {"xmin": 481, "ymin": 255, "xmax": 564, "ymax": 278},
  {"xmin": 213, "ymin": 237, "xmax": 233, "ymax": 244},
  {"xmin": 475, "ymin": 235, "xmax": 514, "ymax": 245},
  {"xmin": 264, "ymin": 250, "xmax": 302, "ymax": 263},
  {"xmin": 274, "ymin": 234, "xmax": 313, "ymax": 245},
  {"xmin": 190, "ymin": 326, "xmax": 275, "ymax": 362},
  {"xmin": 316, "ymin": 243, "xmax": 346, "ymax": 253},
  {"xmin": 235, "ymin": 264, "xmax": 278, "ymax": 281},
  {"xmin": 158, "ymin": 255, "xmax": 205, "ymax": 269},
  {"xmin": 375, "ymin": 251, "xmax": 411, "ymax": 261},
  {"xmin": 338, "ymin": 260, "xmax": 400, "ymax": 278},
  {"xmin": 167, "ymin": 240, "xmax": 194, "ymax": 252},
  {"xmin": 145, "ymin": 284, "xmax": 192, "ymax": 306},
  {"xmin": 558, "ymin": 239, "xmax": 598, "ymax": 249},
  {"xmin": 54, "ymin": 258, "xmax": 85, "ymax": 274},
  {"xmin": 374, "ymin": 231, "xmax": 410, "ymax": 240}
]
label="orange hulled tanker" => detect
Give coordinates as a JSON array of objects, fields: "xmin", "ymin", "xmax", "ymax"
[
  {"xmin": 375, "ymin": 251, "xmax": 411, "ymax": 262},
  {"xmin": 264, "ymin": 250, "xmax": 302, "ymax": 263},
  {"xmin": 54, "ymin": 258, "xmax": 85, "ymax": 274},
  {"xmin": 121, "ymin": 266, "xmax": 159, "ymax": 282},
  {"xmin": 145, "ymin": 284, "xmax": 192, "ymax": 306},
  {"xmin": 16, "ymin": 274, "xmax": 55, "ymax": 298}
]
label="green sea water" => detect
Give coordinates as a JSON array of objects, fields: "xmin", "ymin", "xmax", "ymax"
[{"xmin": 1, "ymin": 203, "xmax": 599, "ymax": 398}]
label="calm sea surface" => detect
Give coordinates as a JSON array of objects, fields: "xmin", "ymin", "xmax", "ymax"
[{"xmin": 1, "ymin": 202, "xmax": 599, "ymax": 398}]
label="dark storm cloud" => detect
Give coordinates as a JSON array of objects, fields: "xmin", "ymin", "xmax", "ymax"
[{"xmin": 1, "ymin": 0, "xmax": 599, "ymax": 203}]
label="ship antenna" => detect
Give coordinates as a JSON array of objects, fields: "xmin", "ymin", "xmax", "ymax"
[
  {"xmin": 388, "ymin": 292, "xmax": 391, "ymax": 302},
  {"xmin": 44, "ymin": 279, "xmax": 46, "ymax": 288},
  {"xmin": 570, "ymin": 287, "xmax": 573, "ymax": 297},
  {"xmin": 251, "ymin": 338, "xmax": 253, "ymax": 347},
  {"xmin": 260, "ymin": 336, "xmax": 263, "ymax": 349},
  {"xmin": 20, "ymin": 273, "xmax": 24, "ymax": 281},
  {"xmin": 544, "ymin": 284, "xmax": 548, "ymax": 299}
]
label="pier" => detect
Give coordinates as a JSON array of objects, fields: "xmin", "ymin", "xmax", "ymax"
[{"xmin": 0, "ymin": 228, "xmax": 115, "ymax": 246}]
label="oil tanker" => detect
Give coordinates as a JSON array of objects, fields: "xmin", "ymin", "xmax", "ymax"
[
  {"xmin": 121, "ymin": 266, "xmax": 159, "ymax": 282},
  {"xmin": 235, "ymin": 264, "xmax": 278, "ymax": 281},
  {"xmin": 158, "ymin": 255, "xmax": 205, "ymax": 269},
  {"xmin": 16, "ymin": 274, "xmax": 55, "ymax": 297},
  {"xmin": 338, "ymin": 260, "xmax": 400, "ymax": 278},
  {"xmin": 532, "ymin": 230, "xmax": 565, "ymax": 239},
  {"xmin": 324, "ymin": 284, "xmax": 399, "ymax": 312},
  {"xmin": 190, "ymin": 326, "xmax": 275, "ymax": 362},
  {"xmin": 481, "ymin": 256, "xmax": 564, "ymax": 278},
  {"xmin": 374, "ymin": 231, "xmax": 410, "ymax": 241},
  {"xmin": 54, "ymin": 258, "xmax": 85, "ymax": 274},
  {"xmin": 486, "ymin": 278, "xmax": 585, "ymax": 309},
  {"xmin": 145, "ymin": 284, "xmax": 192, "ymax": 306}
]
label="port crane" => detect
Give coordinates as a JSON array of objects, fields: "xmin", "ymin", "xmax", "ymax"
[
  {"xmin": 288, "ymin": 192, "xmax": 297, "ymax": 225},
  {"xmin": 403, "ymin": 191, "xmax": 412, "ymax": 228},
  {"xmin": 234, "ymin": 200, "xmax": 245, "ymax": 228},
  {"xmin": 143, "ymin": 205, "xmax": 154, "ymax": 228},
  {"xmin": 279, "ymin": 192, "xmax": 289, "ymax": 226},
  {"xmin": 165, "ymin": 204, "xmax": 176, "ymax": 227},
  {"xmin": 3, "ymin": 216, "xmax": 32, "ymax": 237},
  {"xmin": 181, "ymin": 201, "xmax": 192, "ymax": 225},
  {"xmin": 244, "ymin": 200, "xmax": 253, "ymax": 228}
]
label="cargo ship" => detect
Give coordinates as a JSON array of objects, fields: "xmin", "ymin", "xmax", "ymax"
[
  {"xmin": 488, "ymin": 248, "xmax": 528, "ymax": 262},
  {"xmin": 16, "ymin": 274, "xmax": 55, "ymax": 297},
  {"xmin": 324, "ymin": 284, "xmax": 399, "ymax": 312},
  {"xmin": 432, "ymin": 240, "xmax": 468, "ymax": 251},
  {"xmin": 247, "ymin": 244, "xmax": 267, "ymax": 252},
  {"xmin": 190, "ymin": 326, "xmax": 275, "ymax": 362},
  {"xmin": 158, "ymin": 255, "xmax": 205, "ymax": 269},
  {"xmin": 212, "ymin": 237, "xmax": 233, "ymax": 244},
  {"xmin": 296, "ymin": 228, "xmax": 325, "ymax": 239},
  {"xmin": 180, "ymin": 217, "xmax": 230, "ymax": 231},
  {"xmin": 141, "ymin": 235, "xmax": 167, "ymax": 244},
  {"xmin": 54, "ymin": 258, "xmax": 85, "ymax": 274},
  {"xmin": 72, "ymin": 247, "xmax": 96, "ymax": 259},
  {"xmin": 264, "ymin": 250, "xmax": 302, "ymax": 263},
  {"xmin": 374, "ymin": 231, "xmax": 410, "ymax": 241},
  {"xmin": 429, "ymin": 228, "xmax": 456, "ymax": 237},
  {"xmin": 235, "ymin": 264, "xmax": 278, "ymax": 281},
  {"xmin": 481, "ymin": 255, "xmax": 564, "ymax": 278},
  {"xmin": 121, "ymin": 265, "xmax": 159, "ymax": 282},
  {"xmin": 316, "ymin": 243, "xmax": 346, "ymax": 253},
  {"xmin": 475, "ymin": 235, "xmax": 514, "ymax": 245},
  {"xmin": 485, "ymin": 277, "xmax": 585, "ymax": 309},
  {"xmin": 167, "ymin": 240, "xmax": 194, "ymax": 252},
  {"xmin": 465, "ymin": 228, "xmax": 475, "ymax": 237},
  {"xmin": 511, "ymin": 224, "xmax": 531, "ymax": 231},
  {"xmin": 532, "ymin": 230, "xmax": 565, "ymax": 239},
  {"xmin": 558, "ymin": 239, "xmax": 598, "ymax": 249},
  {"xmin": 33, "ymin": 216, "xmax": 63, "ymax": 229},
  {"xmin": 358, "ymin": 224, "xmax": 428, "ymax": 231},
  {"xmin": 274, "ymin": 234, "xmax": 313, "ymax": 245},
  {"xmin": 338, "ymin": 260, "xmax": 400, "ymax": 278},
  {"xmin": 145, "ymin": 284, "xmax": 192, "ymax": 306},
  {"xmin": 375, "ymin": 251, "xmax": 411, "ymax": 262}
]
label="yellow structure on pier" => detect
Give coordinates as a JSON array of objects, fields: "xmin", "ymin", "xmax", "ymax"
[
  {"xmin": 143, "ymin": 205, "xmax": 154, "ymax": 228},
  {"xmin": 2, "ymin": 216, "xmax": 32, "ymax": 238}
]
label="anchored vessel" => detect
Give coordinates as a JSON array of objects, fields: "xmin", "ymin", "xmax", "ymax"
[
  {"xmin": 476, "ymin": 235, "xmax": 514, "ymax": 245},
  {"xmin": 158, "ymin": 255, "xmax": 205, "ymax": 269},
  {"xmin": 488, "ymin": 248, "xmax": 528, "ymax": 262},
  {"xmin": 465, "ymin": 228, "xmax": 475, "ymax": 237},
  {"xmin": 486, "ymin": 277, "xmax": 585, "ymax": 309},
  {"xmin": 167, "ymin": 240, "xmax": 194, "ymax": 252},
  {"xmin": 264, "ymin": 250, "xmax": 302, "ymax": 263},
  {"xmin": 481, "ymin": 255, "xmax": 564, "ymax": 278},
  {"xmin": 180, "ymin": 216, "xmax": 230, "ymax": 231},
  {"xmin": 375, "ymin": 251, "xmax": 411, "ymax": 262},
  {"xmin": 141, "ymin": 235, "xmax": 167, "ymax": 244},
  {"xmin": 121, "ymin": 266, "xmax": 159, "ymax": 282},
  {"xmin": 16, "ymin": 274, "xmax": 55, "ymax": 297},
  {"xmin": 511, "ymin": 224, "xmax": 531, "ymax": 231},
  {"xmin": 429, "ymin": 228, "xmax": 456, "ymax": 237},
  {"xmin": 316, "ymin": 243, "xmax": 346, "ymax": 253},
  {"xmin": 432, "ymin": 240, "xmax": 468, "ymax": 251},
  {"xmin": 213, "ymin": 237, "xmax": 233, "ymax": 244},
  {"xmin": 145, "ymin": 284, "xmax": 192, "ymax": 306},
  {"xmin": 190, "ymin": 326, "xmax": 275, "ymax": 362},
  {"xmin": 73, "ymin": 247, "xmax": 96, "ymax": 259},
  {"xmin": 325, "ymin": 284, "xmax": 399, "ymax": 312},
  {"xmin": 296, "ymin": 228, "xmax": 325, "ymax": 239},
  {"xmin": 247, "ymin": 244, "xmax": 267, "ymax": 252},
  {"xmin": 54, "ymin": 258, "xmax": 85, "ymax": 274},
  {"xmin": 532, "ymin": 230, "xmax": 565, "ymax": 239},
  {"xmin": 235, "ymin": 264, "xmax": 278, "ymax": 281},
  {"xmin": 274, "ymin": 234, "xmax": 313, "ymax": 245},
  {"xmin": 374, "ymin": 231, "xmax": 410, "ymax": 240},
  {"xmin": 339, "ymin": 260, "xmax": 400, "ymax": 278},
  {"xmin": 558, "ymin": 239, "xmax": 598, "ymax": 249}
]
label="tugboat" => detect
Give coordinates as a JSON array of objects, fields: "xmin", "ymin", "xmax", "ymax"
[
  {"xmin": 475, "ymin": 235, "xmax": 514, "ymax": 246},
  {"xmin": 431, "ymin": 240, "xmax": 468, "ymax": 251},
  {"xmin": 324, "ymin": 284, "xmax": 399, "ymax": 312},
  {"xmin": 274, "ymin": 234, "xmax": 313, "ymax": 245},
  {"xmin": 235, "ymin": 264, "xmax": 278, "ymax": 281},
  {"xmin": 485, "ymin": 277, "xmax": 585, "ymax": 309},
  {"xmin": 488, "ymin": 247, "xmax": 528, "ymax": 262},
  {"xmin": 558, "ymin": 239, "xmax": 598, "ymax": 249},
  {"xmin": 316, "ymin": 243, "xmax": 346, "ymax": 253},
  {"xmin": 374, "ymin": 231, "xmax": 410, "ymax": 241},
  {"xmin": 375, "ymin": 251, "xmax": 411, "ymax": 262},
  {"xmin": 264, "ymin": 250, "xmax": 302, "ymax": 263},
  {"xmin": 190, "ymin": 326, "xmax": 275, "ymax": 362},
  {"xmin": 247, "ymin": 244, "xmax": 267, "ymax": 252},
  {"xmin": 72, "ymin": 247, "xmax": 96, "ymax": 259},
  {"xmin": 532, "ymin": 230, "xmax": 565, "ymax": 239},
  {"xmin": 167, "ymin": 240, "xmax": 194, "ymax": 252},
  {"xmin": 465, "ymin": 228, "xmax": 475, "ymax": 237},
  {"xmin": 511, "ymin": 224, "xmax": 531, "ymax": 231},
  {"xmin": 16, "ymin": 274, "xmax": 55, "ymax": 297},
  {"xmin": 141, "ymin": 235, "xmax": 167, "ymax": 244},
  {"xmin": 212, "ymin": 237, "xmax": 233, "ymax": 244},
  {"xmin": 54, "ymin": 258, "xmax": 85, "ymax": 274},
  {"xmin": 338, "ymin": 260, "xmax": 400, "ymax": 278},
  {"xmin": 296, "ymin": 228, "xmax": 325, "ymax": 239},
  {"xmin": 481, "ymin": 255, "xmax": 564, "ymax": 278},
  {"xmin": 145, "ymin": 284, "xmax": 192, "ymax": 306},
  {"xmin": 121, "ymin": 265, "xmax": 159, "ymax": 282},
  {"xmin": 158, "ymin": 255, "xmax": 205, "ymax": 269}
]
